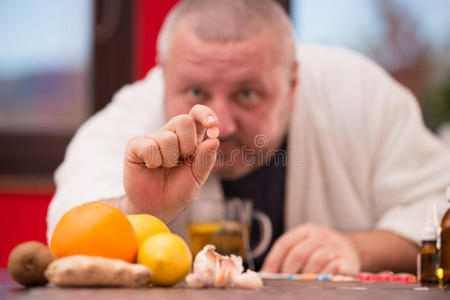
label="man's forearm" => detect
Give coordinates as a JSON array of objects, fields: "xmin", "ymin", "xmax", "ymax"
[
  {"xmin": 347, "ymin": 230, "xmax": 419, "ymax": 273},
  {"xmin": 100, "ymin": 195, "xmax": 170, "ymax": 222}
]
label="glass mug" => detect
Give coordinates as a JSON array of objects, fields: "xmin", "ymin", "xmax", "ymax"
[{"xmin": 187, "ymin": 197, "xmax": 272, "ymax": 268}]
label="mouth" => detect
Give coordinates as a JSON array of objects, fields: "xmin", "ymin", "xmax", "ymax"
[{"xmin": 218, "ymin": 140, "xmax": 242, "ymax": 155}]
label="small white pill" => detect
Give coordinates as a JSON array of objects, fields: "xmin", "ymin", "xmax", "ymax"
[{"xmin": 207, "ymin": 127, "xmax": 219, "ymax": 139}]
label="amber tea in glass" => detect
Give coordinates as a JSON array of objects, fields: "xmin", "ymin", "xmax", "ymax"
[{"xmin": 188, "ymin": 221, "xmax": 247, "ymax": 257}]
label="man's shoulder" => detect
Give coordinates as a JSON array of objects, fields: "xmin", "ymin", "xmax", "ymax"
[
  {"xmin": 291, "ymin": 43, "xmax": 409, "ymax": 140},
  {"xmin": 295, "ymin": 43, "xmax": 399, "ymax": 108},
  {"xmin": 105, "ymin": 67, "xmax": 165, "ymax": 127},
  {"xmin": 113, "ymin": 66, "xmax": 164, "ymax": 107},
  {"xmin": 76, "ymin": 66, "xmax": 165, "ymax": 140},
  {"xmin": 296, "ymin": 43, "xmax": 389, "ymax": 79}
]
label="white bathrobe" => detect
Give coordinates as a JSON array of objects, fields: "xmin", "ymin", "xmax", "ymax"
[{"xmin": 47, "ymin": 44, "xmax": 450, "ymax": 245}]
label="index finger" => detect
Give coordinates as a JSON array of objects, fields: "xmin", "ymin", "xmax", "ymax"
[
  {"xmin": 189, "ymin": 104, "xmax": 218, "ymax": 143},
  {"xmin": 189, "ymin": 104, "xmax": 218, "ymax": 127}
]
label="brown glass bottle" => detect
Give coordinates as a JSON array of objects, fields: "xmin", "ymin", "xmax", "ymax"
[
  {"xmin": 418, "ymin": 221, "xmax": 439, "ymax": 284},
  {"xmin": 441, "ymin": 193, "xmax": 450, "ymax": 283},
  {"xmin": 419, "ymin": 240, "xmax": 439, "ymax": 283}
]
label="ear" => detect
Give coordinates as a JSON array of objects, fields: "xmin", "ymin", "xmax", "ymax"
[
  {"xmin": 156, "ymin": 53, "xmax": 165, "ymax": 69},
  {"xmin": 288, "ymin": 61, "xmax": 300, "ymax": 112}
]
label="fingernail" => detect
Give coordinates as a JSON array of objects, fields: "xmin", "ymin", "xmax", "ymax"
[
  {"xmin": 206, "ymin": 115, "xmax": 216, "ymax": 125},
  {"xmin": 207, "ymin": 127, "xmax": 219, "ymax": 139}
]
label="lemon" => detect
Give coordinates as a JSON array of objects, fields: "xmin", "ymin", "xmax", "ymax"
[
  {"xmin": 138, "ymin": 233, "xmax": 192, "ymax": 286},
  {"xmin": 126, "ymin": 214, "xmax": 170, "ymax": 247}
]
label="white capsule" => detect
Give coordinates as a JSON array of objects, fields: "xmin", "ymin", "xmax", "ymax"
[{"xmin": 207, "ymin": 127, "xmax": 219, "ymax": 139}]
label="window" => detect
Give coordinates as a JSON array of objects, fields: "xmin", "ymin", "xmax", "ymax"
[
  {"xmin": 0, "ymin": 0, "xmax": 134, "ymax": 176},
  {"xmin": 0, "ymin": 0, "xmax": 93, "ymax": 134}
]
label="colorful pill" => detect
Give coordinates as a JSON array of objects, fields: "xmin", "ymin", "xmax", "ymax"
[
  {"xmin": 375, "ymin": 271, "xmax": 394, "ymax": 281},
  {"xmin": 331, "ymin": 275, "xmax": 357, "ymax": 282},
  {"xmin": 357, "ymin": 272, "xmax": 376, "ymax": 281},
  {"xmin": 393, "ymin": 273, "xmax": 416, "ymax": 283},
  {"xmin": 316, "ymin": 274, "xmax": 331, "ymax": 281},
  {"xmin": 300, "ymin": 273, "xmax": 316, "ymax": 280}
]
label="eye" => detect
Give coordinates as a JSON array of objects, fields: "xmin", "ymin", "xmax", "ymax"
[
  {"xmin": 185, "ymin": 87, "xmax": 208, "ymax": 103},
  {"xmin": 236, "ymin": 88, "xmax": 260, "ymax": 108},
  {"xmin": 188, "ymin": 87, "xmax": 203, "ymax": 98},
  {"xmin": 239, "ymin": 89, "xmax": 254, "ymax": 99}
]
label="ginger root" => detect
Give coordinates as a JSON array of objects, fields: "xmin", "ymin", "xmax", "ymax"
[
  {"xmin": 45, "ymin": 255, "xmax": 151, "ymax": 287},
  {"xmin": 185, "ymin": 245, "xmax": 263, "ymax": 289}
]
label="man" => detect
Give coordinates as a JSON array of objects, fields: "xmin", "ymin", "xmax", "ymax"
[{"xmin": 47, "ymin": 0, "xmax": 450, "ymax": 274}]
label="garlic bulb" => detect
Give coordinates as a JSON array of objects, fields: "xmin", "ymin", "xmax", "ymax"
[{"xmin": 185, "ymin": 244, "xmax": 263, "ymax": 289}]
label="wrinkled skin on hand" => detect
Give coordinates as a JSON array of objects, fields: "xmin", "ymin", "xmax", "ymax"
[
  {"xmin": 123, "ymin": 104, "xmax": 220, "ymax": 223},
  {"xmin": 262, "ymin": 223, "xmax": 361, "ymax": 275}
]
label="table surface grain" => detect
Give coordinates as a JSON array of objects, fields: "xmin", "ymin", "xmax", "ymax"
[{"xmin": 1, "ymin": 270, "xmax": 449, "ymax": 300}]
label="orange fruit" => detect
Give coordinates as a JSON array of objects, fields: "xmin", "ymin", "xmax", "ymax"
[{"xmin": 50, "ymin": 202, "xmax": 138, "ymax": 263}]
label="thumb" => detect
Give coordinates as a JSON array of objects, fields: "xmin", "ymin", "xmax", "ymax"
[{"xmin": 191, "ymin": 138, "xmax": 219, "ymax": 186}]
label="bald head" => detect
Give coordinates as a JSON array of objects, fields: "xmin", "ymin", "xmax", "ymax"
[{"xmin": 157, "ymin": 0, "xmax": 296, "ymax": 68}]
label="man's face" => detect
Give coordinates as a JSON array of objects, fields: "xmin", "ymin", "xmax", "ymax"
[{"xmin": 163, "ymin": 26, "xmax": 298, "ymax": 179}]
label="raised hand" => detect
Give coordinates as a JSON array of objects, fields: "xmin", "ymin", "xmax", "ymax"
[{"xmin": 122, "ymin": 104, "xmax": 220, "ymax": 223}]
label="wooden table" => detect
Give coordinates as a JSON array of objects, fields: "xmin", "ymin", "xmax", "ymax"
[{"xmin": 1, "ymin": 270, "xmax": 449, "ymax": 300}]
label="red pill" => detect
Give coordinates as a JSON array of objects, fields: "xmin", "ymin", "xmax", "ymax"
[
  {"xmin": 357, "ymin": 272, "xmax": 376, "ymax": 281},
  {"xmin": 394, "ymin": 273, "xmax": 416, "ymax": 283},
  {"xmin": 375, "ymin": 271, "xmax": 394, "ymax": 281}
]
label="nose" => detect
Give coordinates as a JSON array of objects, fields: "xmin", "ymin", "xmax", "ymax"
[{"xmin": 208, "ymin": 97, "xmax": 237, "ymax": 138}]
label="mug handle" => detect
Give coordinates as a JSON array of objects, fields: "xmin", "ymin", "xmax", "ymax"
[{"xmin": 249, "ymin": 211, "xmax": 273, "ymax": 258}]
